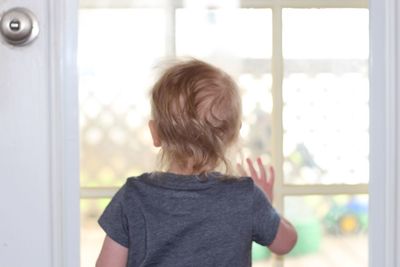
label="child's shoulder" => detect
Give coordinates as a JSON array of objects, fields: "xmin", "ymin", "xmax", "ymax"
[
  {"xmin": 123, "ymin": 172, "xmax": 153, "ymax": 188},
  {"xmin": 122, "ymin": 172, "xmax": 255, "ymax": 190},
  {"xmin": 217, "ymin": 174, "xmax": 256, "ymax": 193},
  {"xmin": 125, "ymin": 172, "xmax": 151, "ymax": 182}
]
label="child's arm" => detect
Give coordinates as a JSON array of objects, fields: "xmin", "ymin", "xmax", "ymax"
[
  {"xmin": 267, "ymin": 216, "xmax": 298, "ymax": 255},
  {"xmin": 237, "ymin": 158, "xmax": 298, "ymax": 255},
  {"xmin": 96, "ymin": 235, "xmax": 128, "ymax": 267}
]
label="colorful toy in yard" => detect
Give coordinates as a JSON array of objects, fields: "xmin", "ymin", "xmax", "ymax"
[{"xmin": 323, "ymin": 197, "xmax": 368, "ymax": 235}]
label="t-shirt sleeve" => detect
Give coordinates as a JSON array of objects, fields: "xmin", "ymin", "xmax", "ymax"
[
  {"xmin": 252, "ymin": 184, "xmax": 281, "ymax": 246},
  {"xmin": 98, "ymin": 183, "xmax": 129, "ymax": 248}
]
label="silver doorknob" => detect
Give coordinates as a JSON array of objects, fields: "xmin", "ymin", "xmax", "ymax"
[{"xmin": 0, "ymin": 7, "xmax": 39, "ymax": 46}]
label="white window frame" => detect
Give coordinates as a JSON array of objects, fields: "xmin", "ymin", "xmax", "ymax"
[
  {"xmin": 369, "ymin": 0, "xmax": 400, "ymax": 265},
  {"xmin": 55, "ymin": 0, "xmax": 400, "ymax": 266}
]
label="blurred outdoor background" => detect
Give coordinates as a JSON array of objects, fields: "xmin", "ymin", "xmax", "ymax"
[{"xmin": 78, "ymin": 1, "xmax": 369, "ymax": 266}]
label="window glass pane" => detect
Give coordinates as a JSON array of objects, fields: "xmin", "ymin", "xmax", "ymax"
[
  {"xmin": 81, "ymin": 199, "xmax": 110, "ymax": 267},
  {"xmin": 284, "ymin": 195, "xmax": 368, "ymax": 266},
  {"xmin": 282, "ymin": 9, "xmax": 369, "ymax": 184},
  {"xmin": 80, "ymin": 7, "xmax": 274, "ymax": 265},
  {"xmin": 176, "ymin": 9, "xmax": 273, "ymax": 162},
  {"xmin": 283, "ymin": 9, "xmax": 368, "ymax": 59},
  {"xmin": 80, "ymin": 8, "xmax": 273, "ymax": 186},
  {"xmin": 79, "ymin": 9, "xmax": 165, "ymax": 187},
  {"xmin": 176, "ymin": 9, "xmax": 272, "ymax": 59}
]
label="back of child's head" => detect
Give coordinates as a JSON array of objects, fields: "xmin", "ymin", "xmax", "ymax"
[{"xmin": 150, "ymin": 59, "xmax": 242, "ymax": 174}]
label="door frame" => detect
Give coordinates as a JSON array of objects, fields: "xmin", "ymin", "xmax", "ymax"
[
  {"xmin": 49, "ymin": 0, "xmax": 80, "ymax": 266},
  {"xmin": 369, "ymin": 0, "xmax": 400, "ymax": 266},
  {"xmin": 55, "ymin": 0, "xmax": 399, "ymax": 266}
]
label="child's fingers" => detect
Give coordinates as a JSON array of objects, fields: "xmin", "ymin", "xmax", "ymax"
[
  {"xmin": 246, "ymin": 158, "xmax": 259, "ymax": 180},
  {"xmin": 256, "ymin": 158, "xmax": 267, "ymax": 180},
  {"xmin": 236, "ymin": 163, "xmax": 247, "ymax": 177},
  {"xmin": 268, "ymin": 166, "xmax": 275, "ymax": 185}
]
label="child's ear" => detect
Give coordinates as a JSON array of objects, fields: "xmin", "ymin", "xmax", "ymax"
[{"xmin": 148, "ymin": 120, "xmax": 161, "ymax": 147}]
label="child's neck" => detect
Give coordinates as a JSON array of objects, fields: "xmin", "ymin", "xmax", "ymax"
[
  {"xmin": 167, "ymin": 164, "xmax": 197, "ymax": 175},
  {"xmin": 167, "ymin": 162, "xmax": 213, "ymax": 175}
]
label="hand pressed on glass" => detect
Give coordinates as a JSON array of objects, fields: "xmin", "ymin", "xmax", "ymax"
[
  {"xmin": 237, "ymin": 158, "xmax": 298, "ymax": 255},
  {"xmin": 237, "ymin": 157, "xmax": 275, "ymax": 202}
]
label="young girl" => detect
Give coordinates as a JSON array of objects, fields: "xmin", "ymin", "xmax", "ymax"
[{"xmin": 96, "ymin": 59, "xmax": 297, "ymax": 267}]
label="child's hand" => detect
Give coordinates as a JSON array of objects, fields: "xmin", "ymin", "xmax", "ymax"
[{"xmin": 237, "ymin": 158, "xmax": 275, "ymax": 202}]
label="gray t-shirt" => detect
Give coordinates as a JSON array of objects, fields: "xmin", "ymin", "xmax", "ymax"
[{"xmin": 98, "ymin": 172, "xmax": 280, "ymax": 267}]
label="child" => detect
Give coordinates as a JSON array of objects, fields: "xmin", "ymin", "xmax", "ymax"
[{"xmin": 96, "ymin": 59, "xmax": 297, "ymax": 267}]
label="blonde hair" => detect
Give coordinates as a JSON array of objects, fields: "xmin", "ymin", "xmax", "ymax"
[{"xmin": 150, "ymin": 59, "xmax": 242, "ymax": 174}]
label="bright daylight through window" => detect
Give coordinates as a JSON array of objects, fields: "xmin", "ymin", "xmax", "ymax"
[{"xmin": 78, "ymin": 1, "xmax": 369, "ymax": 266}]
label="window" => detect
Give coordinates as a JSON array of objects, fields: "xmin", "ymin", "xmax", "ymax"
[{"xmin": 78, "ymin": 1, "xmax": 369, "ymax": 266}]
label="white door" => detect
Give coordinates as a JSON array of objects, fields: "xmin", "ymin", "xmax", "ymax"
[{"xmin": 0, "ymin": 1, "xmax": 79, "ymax": 266}]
